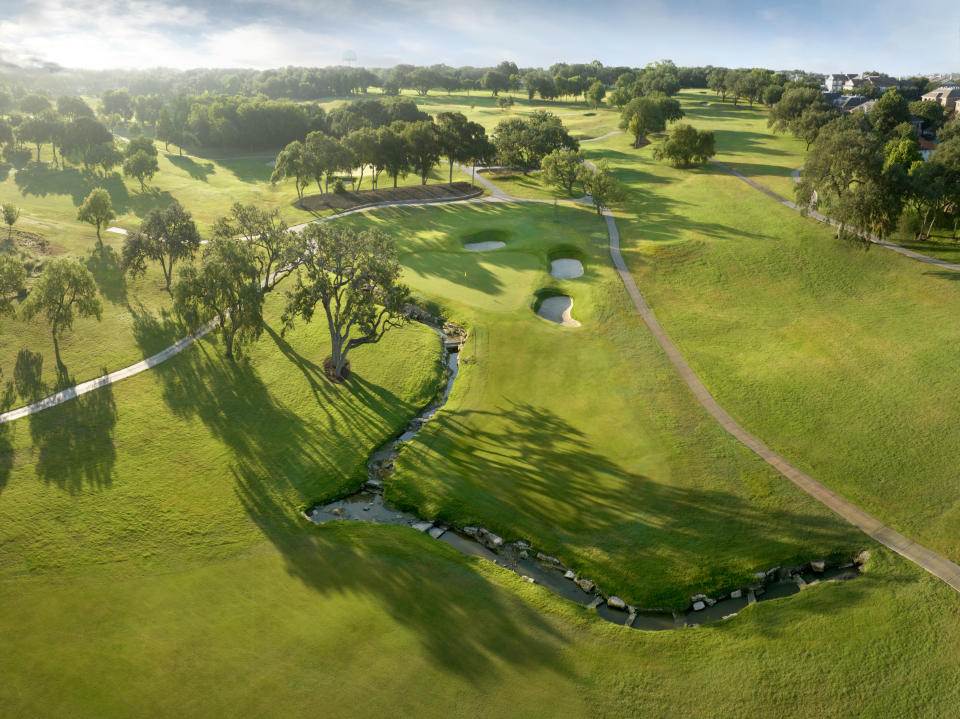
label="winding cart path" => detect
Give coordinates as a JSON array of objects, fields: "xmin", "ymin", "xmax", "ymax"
[{"xmin": 5, "ymin": 136, "xmax": 960, "ymax": 595}]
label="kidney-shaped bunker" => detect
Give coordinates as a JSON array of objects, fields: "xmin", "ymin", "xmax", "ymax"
[{"xmin": 536, "ymin": 295, "xmax": 581, "ymax": 327}]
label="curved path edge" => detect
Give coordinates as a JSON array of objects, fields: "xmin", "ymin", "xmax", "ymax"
[
  {"xmin": 8, "ymin": 137, "xmax": 960, "ymax": 596},
  {"xmin": 712, "ymin": 160, "xmax": 960, "ymax": 273},
  {"xmin": 602, "ymin": 206, "xmax": 960, "ymax": 591},
  {"xmin": 0, "ymin": 191, "xmax": 492, "ymax": 425}
]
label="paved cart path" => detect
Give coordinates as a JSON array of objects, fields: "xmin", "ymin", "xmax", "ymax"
[{"xmin": 6, "ymin": 134, "xmax": 960, "ymax": 594}]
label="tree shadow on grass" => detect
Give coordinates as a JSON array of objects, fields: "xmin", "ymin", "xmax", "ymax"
[
  {"xmin": 219, "ymin": 157, "xmax": 275, "ymax": 184},
  {"xmin": 141, "ymin": 323, "xmax": 563, "ymax": 677},
  {"xmin": 167, "ymin": 155, "xmax": 215, "ymax": 182},
  {"xmin": 125, "ymin": 186, "xmax": 179, "ymax": 219},
  {"xmin": 15, "ymin": 164, "xmax": 131, "ymax": 209},
  {"xmin": 26, "ymin": 364, "xmax": 118, "ymax": 493},
  {"xmin": 395, "ymin": 400, "xmax": 865, "ymax": 607},
  {"xmin": 14, "ymin": 164, "xmax": 176, "ymax": 219},
  {"xmin": 13, "ymin": 347, "xmax": 46, "ymax": 401},
  {"xmin": 233, "ymin": 460, "xmax": 574, "ymax": 680},
  {"xmin": 128, "ymin": 303, "xmax": 188, "ymax": 356},
  {"xmin": 85, "ymin": 243, "xmax": 127, "ymax": 305}
]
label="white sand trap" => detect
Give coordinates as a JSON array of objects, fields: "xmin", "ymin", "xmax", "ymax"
[
  {"xmin": 537, "ymin": 295, "xmax": 581, "ymax": 327},
  {"xmin": 106, "ymin": 227, "xmax": 128, "ymax": 235},
  {"xmin": 266, "ymin": 160, "xmax": 276, "ymax": 167},
  {"xmin": 464, "ymin": 241, "xmax": 506, "ymax": 251},
  {"xmin": 550, "ymin": 258, "xmax": 584, "ymax": 279}
]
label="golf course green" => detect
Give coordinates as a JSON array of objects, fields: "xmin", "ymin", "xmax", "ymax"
[{"xmin": 1, "ymin": 87, "xmax": 959, "ymax": 717}]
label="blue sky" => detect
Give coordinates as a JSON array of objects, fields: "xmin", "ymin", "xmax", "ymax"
[{"xmin": 0, "ymin": 0, "xmax": 957, "ymax": 74}]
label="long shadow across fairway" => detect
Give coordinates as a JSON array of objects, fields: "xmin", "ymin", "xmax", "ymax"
[
  {"xmin": 397, "ymin": 401, "xmax": 865, "ymax": 607},
  {"xmin": 17, "ymin": 353, "xmax": 119, "ymax": 493},
  {"xmin": 14, "ymin": 164, "xmax": 177, "ymax": 219},
  {"xmin": 234, "ymin": 461, "xmax": 575, "ymax": 679},
  {"xmin": 134, "ymin": 321, "xmax": 573, "ymax": 677},
  {"xmin": 167, "ymin": 155, "xmax": 215, "ymax": 182}
]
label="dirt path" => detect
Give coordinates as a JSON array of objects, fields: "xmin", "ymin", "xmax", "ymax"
[{"xmin": 713, "ymin": 160, "xmax": 960, "ymax": 273}]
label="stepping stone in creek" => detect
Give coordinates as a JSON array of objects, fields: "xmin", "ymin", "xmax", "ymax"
[{"xmin": 411, "ymin": 521, "xmax": 433, "ymax": 532}]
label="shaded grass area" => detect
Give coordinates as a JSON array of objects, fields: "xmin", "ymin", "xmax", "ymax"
[
  {"xmin": 583, "ymin": 129, "xmax": 960, "ymax": 564},
  {"xmin": 0, "ymin": 526, "xmax": 958, "ymax": 718},
  {"xmin": 337, "ymin": 201, "xmax": 863, "ymax": 609},
  {"xmin": 0, "ymin": 292, "xmax": 442, "ymax": 575},
  {"xmin": 481, "ymin": 169, "xmax": 577, "ymax": 200},
  {"xmin": 298, "ymin": 179, "xmax": 478, "ymax": 212}
]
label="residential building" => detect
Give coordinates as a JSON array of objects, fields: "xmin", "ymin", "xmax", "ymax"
[
  {"xmin": 849, "ymin": 99, "xmax": 877, "ymax": 114},
  {"xmin": 824, "ymin": 74, "xmax": 850, "ymax": 93},
  {"xmin": 842, "ymin": 73, "xmax": 899, "ymax": 92},
  {"xmin": 834, "ymin": 95, "xmax": 867, "ymax": 111},
  {"xmin": 921, "ymin": 84, "xmax": 960, "ymax": 111}
]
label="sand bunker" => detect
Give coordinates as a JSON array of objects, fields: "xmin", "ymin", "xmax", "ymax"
[
  {"xmin": 550, "ymin": 258, "xmax": 584, "ymax": 279},
  {"xmin": 105, "ymin": 227, "xmax": 128, "ymax": 235},
  {"xmin": 537, "ymin": 295, "xmax": 581, "ymax": 327},
  {"xmin": 464, "ymin": 241, "xmax": 505, "ymax": 251}
]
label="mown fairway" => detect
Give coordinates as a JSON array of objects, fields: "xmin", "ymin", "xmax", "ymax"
[
  {"xmin": 2, "ymin": 88, "xmax": 960, "ymax": 717},
  {"xmin": 584, "ymin": 98, "xmax": 960, "ymax": 563},
  {"xmin": 343, "ymin": 200, "xmax": 862, "ymax": 607}
]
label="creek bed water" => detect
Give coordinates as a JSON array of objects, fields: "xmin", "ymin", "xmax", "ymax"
[{"xmin": 307, "ymin": 321, "xmax": 863, "ymax": 632}]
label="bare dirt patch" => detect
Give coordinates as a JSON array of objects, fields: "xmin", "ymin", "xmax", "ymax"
[{"xmin": 298, "ymin": 182, "xmax": 480, "ymax": 212}]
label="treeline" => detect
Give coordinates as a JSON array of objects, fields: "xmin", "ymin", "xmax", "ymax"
[
  {"xmin": 0, "ymin": 87, "xmax": 120, "ymax": 173},
  {"xmin": 774, "ymin": 86, "xmax": 960, "ymax": 241},
  {"xmin": 269, "ymin": 98, "xmax": 580, "ymax": 199},
  {"xmin": 3, "ymin": 59, "xmax": 775, "ymax": 105}
]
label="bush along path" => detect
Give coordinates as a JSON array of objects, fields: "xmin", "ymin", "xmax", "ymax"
[
  {"xmin": 307, "ymin": 307, "xmax": 867, "ymax": 627},
  {"xmin": 4, "ymin": 133, "xmax": 959, "ymax": 599},
  {"xmin": 713, "ymin": 160, "xmax": 960, "ymax": 273}
]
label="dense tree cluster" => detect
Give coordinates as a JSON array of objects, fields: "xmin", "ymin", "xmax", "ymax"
[
  {"xmin": 796, "ymin": 107, "xmax": 960, "ymax": 242},
  {"xmin": 269, "ymin": 99, "xmax": 576, "ymax": 200}
]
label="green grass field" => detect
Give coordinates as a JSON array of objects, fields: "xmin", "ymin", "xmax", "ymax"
[
  {"xmin": 2, "ymin": 88, "xmax": 960, "ymax": 717},
  {"xmin": 583, "ymin": 113, "xmax": 960, "ymax": 564},
  {"xmin": 339, "ymin": 201, "xmax": 863, "ymax": 607}
]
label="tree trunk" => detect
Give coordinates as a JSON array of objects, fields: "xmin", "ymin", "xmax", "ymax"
[
  {"xmin": 223, "ymin": 324, "xmax": 235, "ymax": 360},
  {"xmin": 393, "ymin": 173, "xmax": 398, "ymax": 189},
  {"xmin": 96, "ymin": 221, "xmax": 102, "ymax": 245}
]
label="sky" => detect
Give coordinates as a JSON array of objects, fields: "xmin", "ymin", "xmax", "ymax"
[{"xmin": 0, "ymin": 0, "xmax": 957, "ymax": 75}]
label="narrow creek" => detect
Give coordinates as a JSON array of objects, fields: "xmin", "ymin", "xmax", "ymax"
[{"xmin": 306, "ymin": 314, "xmax": 864, "ymax": 632}]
